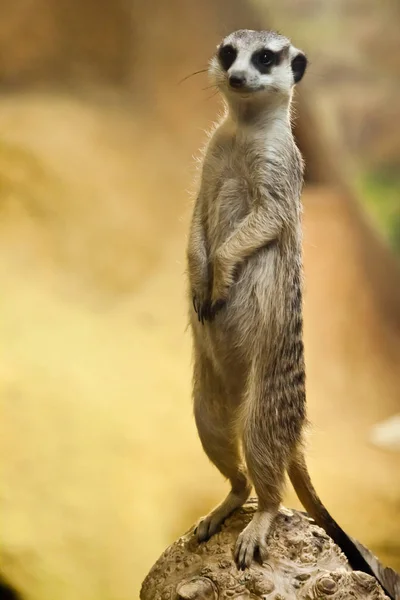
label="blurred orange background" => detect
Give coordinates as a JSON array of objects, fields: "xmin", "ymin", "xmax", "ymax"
[{"xmin": 0, "ymin": 1, "xmax": 399, "ymax": 598}]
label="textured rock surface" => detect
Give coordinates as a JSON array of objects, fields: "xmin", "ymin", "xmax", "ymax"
[{"xmin": 141, "ymin": 499, "xmax": 386, "ymax": 600}]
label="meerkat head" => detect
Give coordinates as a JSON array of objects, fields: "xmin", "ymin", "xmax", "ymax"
[{"xmin": 209, "ymin": 29, "xmax": 307, "ymax": 105}]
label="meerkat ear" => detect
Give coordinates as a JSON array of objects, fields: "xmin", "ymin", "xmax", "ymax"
[{"xmin": 291, "ymin": 51, "xmax": 308, "ymax": 84}]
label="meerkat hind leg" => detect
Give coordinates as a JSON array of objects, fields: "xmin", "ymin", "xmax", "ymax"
[
  {"xmin": 194, "ymin": 370, "xmax": 251, "ymax": 542},
  {"xmin": 235, "ymin": 395, "xmax": 288, "ymax": 569}
]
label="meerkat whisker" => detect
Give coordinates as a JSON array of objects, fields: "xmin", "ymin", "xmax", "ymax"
[
  {"xmin": 178, "ymin": 68, "xmax": 208, "ymax": 85},
  {"xmin": 205, "ymin": 90, "xmax": 219, "ymax": 102}
]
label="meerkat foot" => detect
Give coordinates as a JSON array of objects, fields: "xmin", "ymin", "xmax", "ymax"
[
  {"xmin": 234, "ymin": 510, "xmax": 275, "ymax": 570},
  {"xmin": 196, "ymin": 488, "xmax": 250, "ymax": 543}
]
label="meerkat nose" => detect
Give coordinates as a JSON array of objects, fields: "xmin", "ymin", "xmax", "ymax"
[{"xmin": 229, "ymin": 74, "xmax": 246, "ymax": 89}]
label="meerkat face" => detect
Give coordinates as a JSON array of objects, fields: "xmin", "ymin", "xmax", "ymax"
[{"xmin": 209, "ymin": 29, "xmax": 307, "ymax": 102}]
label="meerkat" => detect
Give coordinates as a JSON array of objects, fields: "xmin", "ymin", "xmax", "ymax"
[{"xmin": 186, "ymin": 29, "xmax": 398, "ymax": 599}]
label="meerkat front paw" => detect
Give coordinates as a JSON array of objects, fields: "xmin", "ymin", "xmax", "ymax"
[
  {"xmin": 194, "ymin": 297, "xmax": 225, "ymax": 323},
  {"xmin": 234, "ymin": 510, "xmax": 274, "ymax": 570},
  {"xmin": 192, "ymin": 293, "xmax": 212, "ymax": 324},
  {"xmin": 211, "ymin": 254, "xmax": 234, "ymax": 310},
  {"xmin": 210, "ymin": 283, "xmax": 230, "ymax": 306},
  {"xmin": 192, "ymin": 279, "xmax": 224, "ymax": 323},
  {"xmin": 208, "ymin": 298, "xmax": 226, "ymax": 320}
]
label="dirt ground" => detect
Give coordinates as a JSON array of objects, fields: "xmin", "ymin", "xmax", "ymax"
[{"xmin": 0, "ymin": 92, "xmax": 399, "ymax": 600}]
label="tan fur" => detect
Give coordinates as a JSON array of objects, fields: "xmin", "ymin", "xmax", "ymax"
[{"xmin": 186, "ymin": 30, "xmax": 309, "ymax": 568}]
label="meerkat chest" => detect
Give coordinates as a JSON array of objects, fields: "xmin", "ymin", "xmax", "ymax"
[{"xmin": 203, "ymin": 135, "xmax": 269, "ymax": 249}]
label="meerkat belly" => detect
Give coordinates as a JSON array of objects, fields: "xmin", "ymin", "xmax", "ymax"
[
  {"xmin": 230, "ymin": 243, "xmax": 285, "ymax": 326},
  {"xmin": 208, "ymin": 245, "xmax": 291, "ymax": 376},
  {"xmin": 206, "ymin": 177, "xmax": 251, "ymax": 254}
]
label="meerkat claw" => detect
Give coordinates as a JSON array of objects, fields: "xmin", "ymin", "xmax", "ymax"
[
  {"xmin": 204, "ymin": 300, "xmax": 212, "ymax": 322},
  {"xmin": 198, "ymin": 304, "xmax": 204, "ymax": 323},
  {"xmin": 200, "ymin": 303, "xmax": 206, "ymax": 323},
  {"xmin": 196, "ymin": 299, "xmax": 212, "ymax": 324}
]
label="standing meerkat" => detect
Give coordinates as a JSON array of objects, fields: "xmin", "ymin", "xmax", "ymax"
[{"xmin": 186, "ymin": 29, "xmax": 398, "ymax": 599}]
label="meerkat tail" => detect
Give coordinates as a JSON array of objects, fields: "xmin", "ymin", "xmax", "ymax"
[{"xmin": 288, "ymin": 453, "xmax": 399, "ymax": 600}]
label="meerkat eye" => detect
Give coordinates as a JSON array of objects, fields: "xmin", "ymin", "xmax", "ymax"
[
  {"xmin": 259, "ymin": 50, "xmax": 275, "ymax": 66},
  {"xmin": 251, "ymin": 49, "xmax": 277, "ymax": 72},
  {"xmin": 218, "ymin": 45, "xmax": 237, "ymax": 71}
]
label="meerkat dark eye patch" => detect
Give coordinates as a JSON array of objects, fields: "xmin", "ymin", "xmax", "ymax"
[
  {"xmin": 251, "ymin": 48, "xmax": 279, "ymax": 73},
  {"xmin": 218, "ymin": 45, "xmax": 237, "ymax": 71},
  {"xmin": 291, "ymin": 53, "xmax": 308, "ymax": 83}
]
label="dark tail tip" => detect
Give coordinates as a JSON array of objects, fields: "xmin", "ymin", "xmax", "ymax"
[{"xmin": 318, "ymin": 518, "xmax": 398, "ymax": 600}]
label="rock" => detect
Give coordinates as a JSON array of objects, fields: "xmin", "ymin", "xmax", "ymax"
[{"xmin": 140, "ymin": 499, "xmax": 387, "ymax": 600}]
